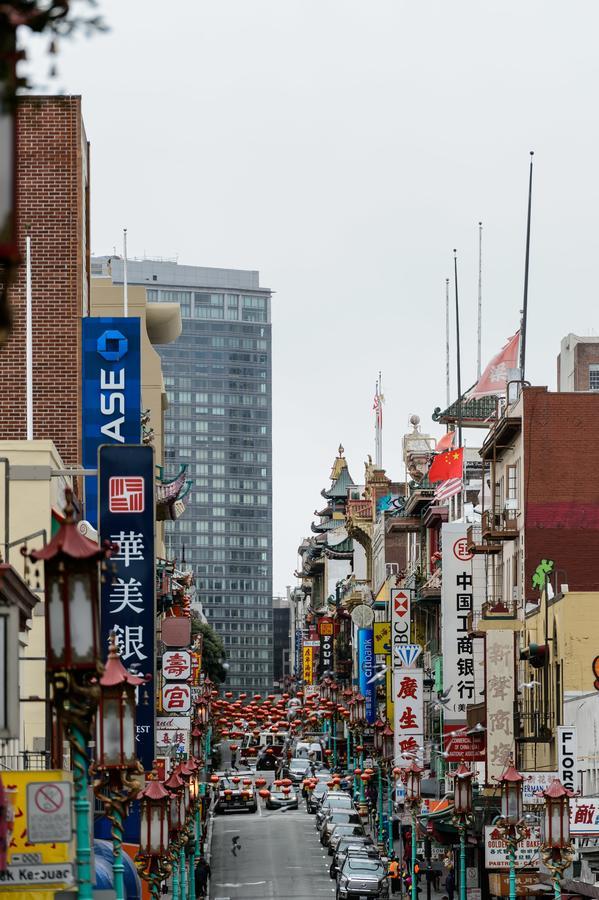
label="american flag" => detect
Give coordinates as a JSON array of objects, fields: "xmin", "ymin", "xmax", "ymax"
[
  {"xmin": 373, "ymin": 382, "xmax": 384, "ymax": 426},
  {"xmin": 434, "ymin": 478, "xmax": 462, "ymax": 502}
]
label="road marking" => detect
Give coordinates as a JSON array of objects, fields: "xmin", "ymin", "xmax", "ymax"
[{"xmin": 215, "ymin": 882, "xmax": 267, "ymax": 888}]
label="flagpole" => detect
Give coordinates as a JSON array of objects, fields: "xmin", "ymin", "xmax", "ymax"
[
  {"xmin": 26, "ymin": 233, "xmax": 33, "ymax": 441},
  {"xmin": 445, "ymin": 278, "xmax": 450, "ymax": 408},
  {"xmin": 477, "ymin": 222, "xmax": 483, "ymax": 380},
  {"xmin": 454, "ymin": 250, "xmax": 462, "ymax": 447},
  {"xmin": 519, "ymin": 152, "xmax": 534, "ymax": 382},
  {"xmin": 123, "ymin": 227, "xmax": 129, "ymax": 317}
]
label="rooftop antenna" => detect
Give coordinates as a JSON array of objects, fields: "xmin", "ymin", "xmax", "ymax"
[
  {"xmin": 519, "ymin": 152, "xmax": 534, "ymax": 382},
  {"xmin": 477, "ymin": 222, "xmax": 483, "ymax": 380},
  {"xmin": 454, "ymin": 250, "xmax": 463, "ymax": 446},
  {"xmin": 374, "ymin": 372, "xmax": 384, "ymax": 468},
  {"xmin": 123, "ymin": 227, "xmax": 129, "ymax": 317},
  {"xmin": 445, "ymin": 278, "xmax": 450, "ymax": 408}
]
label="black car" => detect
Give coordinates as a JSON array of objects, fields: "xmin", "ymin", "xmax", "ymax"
[
  {"xmin": 336, "ymin": 855, "xmax": 389, "ymax": 899},
  {"xmin": 330, "ymin": 843, "xmax": 379, "ymax": 879}
]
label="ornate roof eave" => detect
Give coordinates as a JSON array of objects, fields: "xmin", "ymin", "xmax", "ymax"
[
  {"xmin": 324, "ymin": 547, "xmax": 353, "ymax": 560},
  {"xmin": 432, "ymin": 390, "xmax": 498, "ymax": 428},
  {"xmin": 314, "ymin": 506, "xmax": 333, "ymax": 518}
]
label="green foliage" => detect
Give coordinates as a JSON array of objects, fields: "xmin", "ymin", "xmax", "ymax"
[{"xmin": 191, "ymin": 615, "xmax": 228, "ymax": 684}]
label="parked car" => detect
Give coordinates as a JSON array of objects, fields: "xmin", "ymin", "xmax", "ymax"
[
  {"xmin": 336, "ymin": 855, "xmax": 389, "ymax": 899},
  {"xmin": 214, "ymin": 775, "xmax": 257, "ymax": 814},
  {"xmin": 316, "ymin": 792, "xmax": 357, "ymax": 829},
  {"xmin": 322, "ymin": 814, "xmax": 365, "ymax": 849},
  {"xmin": 265, "ymin": 789, "xmax": 299, "ymax": 811},
  {"xmin": 330, "ymin": 843, "xmax": 380, "ymax": 879}
]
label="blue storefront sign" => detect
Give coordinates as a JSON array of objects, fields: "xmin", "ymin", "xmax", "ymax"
[
  {"xmin": 82, "ymin": 317, "xmax": 141, "ymax": 527},
  {"xmin": 358, "ymin": 627, "xmax": 376, "ymax": 724}
]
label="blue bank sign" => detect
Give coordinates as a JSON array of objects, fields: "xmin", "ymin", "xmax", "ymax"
[
  {"xmin": 82, "ymin": 317, "xmax": 141, "ymax": 527},
  {"xmin": 358, "ymin": 627, "xmax": 376, "ymax": 725}
]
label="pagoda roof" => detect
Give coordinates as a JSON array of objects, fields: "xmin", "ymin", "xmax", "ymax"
[
  {"xmin": 432, "ymin": 389, "xmax": 498, "ymax": 428},
  {"xmin": 324, "ymin": 464, "xmax": 355, "ymax": 500}
]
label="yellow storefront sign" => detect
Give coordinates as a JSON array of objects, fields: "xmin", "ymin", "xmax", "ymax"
[
  {"xmin": 373, "ymin": 622, "xmax": 391, "ymax": 655},
  {"xmin": 303, "ymin": 645, "xmax": 313, "ymax": 684},
  {"xmin": 0, "ymin": 770, "xmax": 74, "ymax": 898}
]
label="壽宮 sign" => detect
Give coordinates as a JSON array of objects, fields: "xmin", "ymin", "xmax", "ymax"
[
  {"xmin": 162, "ymin": 683, "xmax": 191, "ymax": 713},
  {"xmin": 26, "ymin": 782, "xmax": 72, "ymax": 844},
  {"xmin": 99, "ymin": 444, "xmax": 155, "ymax": 772},
  {"xmin": 162, "ymin": 650, "xmax": 191, "ymax": 681},
  {"xmin": 82, "ymin": 317, "xmax": 141, "ymax": 527},
  {"xmin": 484, "ymin": 825, "xmax": 540, "ymax": 870}
]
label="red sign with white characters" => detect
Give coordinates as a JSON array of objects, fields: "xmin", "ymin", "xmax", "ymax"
[
  {"xmin": 109, "ymin": 476, "xmax": 145, "ymax": 512},
  {"xmin": 162, "ymin": 650, "xmax": 191, "ymax": 681},
  {"xmin": 162, "ymin": 682, "xmax": 191, "ymax": 713}
]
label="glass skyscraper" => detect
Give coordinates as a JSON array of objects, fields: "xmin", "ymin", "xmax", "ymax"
[{"xmin": 91, "ymin": 257, "xmax": 273, "ymax": 695}]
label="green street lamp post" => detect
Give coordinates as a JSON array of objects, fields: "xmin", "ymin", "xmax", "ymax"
[
  {"xmin": 373, "ymin": 719, "xmax": 386, "ymax": 849},
  {"xmin": 27, "ymin": 490, "xmax": 112, "ymax": 900},
  {"xmin": 497, "ymin": 761, "xmax": 526, "ymax": 900},
  {"xmin": 136, "ymin": 774, "xmax": 172, "ymax": 899},
  {"xmin": 94, "ymin": 636, "xmax": 146, "ymax": 900},
  {"xmin": 451, "ymin": 763, "xmax": 474, "ymax": 900},
  {"xmin": 539, "ymin": 778, "xmax": 576, "ymax": 900},
  {"xmin": 165, "ymin": 767, "xmax": 186, "ymax": 900},
  {"xmin": 405, "ymin": 760, "xmax": 423, "ymax": 900}
]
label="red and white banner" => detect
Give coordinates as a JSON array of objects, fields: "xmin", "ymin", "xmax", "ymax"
[
  {"xmin": 391, "ymin": 588, "xmax": 412, "ymax": 671},
  {"xmin": 393, "ymin": 669, "xmax": 424, "ymax": 764}
]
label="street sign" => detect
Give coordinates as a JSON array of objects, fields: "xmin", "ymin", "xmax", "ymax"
[
  {"xmin": 162, "ymin": 650, "xmax": 191, "ymax": 681},
  {"xmin": 156, "ymin": 729, "xmax": 190, "ymax": 753},
  {"xmin": 82, "ymin": 317, "xmax": 141, "ymax": 527},
  {"xmin": 162, "ymin": 682, "xmax": 191, "ymax": 713},
  {"xmin": 0, "ymin": 863, "xmax": 74, "ymax": 886},
  {"xmin": 484, "ymin": 825, "xmax": 540, "ymax": 870},
  {"xmin": 26, "ymin": 781, "xmax": 72, "ymax": 844},
  {"xmin": 358, "ymin": 628, "xmax": 376, "ymax": 724},
  {"xmin": 521, "ymin": 771, "xmax": 558, "ymax": 806},
  {"xmin": 570, "ymin": 797, "xmax": 599, "ymax": 834},
  {"xmin": 557, "ymin": 726, "xmax": 578, "ymax": 793},
  {"xmin": 99, "ymin": 444, "xmax": 155, "ymax": 774}
]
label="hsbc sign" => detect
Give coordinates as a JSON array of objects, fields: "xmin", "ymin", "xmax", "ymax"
[{"xmin": 391, "ymin": 588, "xmax": 413, "ymax": 670}]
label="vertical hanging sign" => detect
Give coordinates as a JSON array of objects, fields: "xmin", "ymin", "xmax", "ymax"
[
  {"xmin": 391, "ymin": 587, "xmax": 412, "ymax": 669},
  {"xmin": 82, "ymin": 318, "xmax": 142, "ymax": 528},
  {"xmin": 98, "ymin": 443, "xmax": 155, "ymax": 772},
  {"xmin": 318, "ymin": 617, "xmax": 334, "ymax": 676},
  {"xmin": 358, "ymin": 628, "xmax": 376, "ymax": 724},
  {"xmin": 441, "ymin": 522, "xmax": 485, "ymax": 761},
  {"xmin": 557, "ymin": 726, "xmax": 578, "ymax": 794},
  {"xmin": 393, "ymin": 668, "xmax": 424, "ymax": 763}
]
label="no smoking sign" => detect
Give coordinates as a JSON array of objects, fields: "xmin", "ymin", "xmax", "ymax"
[{"xmin": 27, "ymin": 781, "xmax": 72, "ymax": 844}]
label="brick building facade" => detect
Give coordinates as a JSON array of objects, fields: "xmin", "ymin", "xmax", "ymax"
[
  {"xmin": 557, "ymin": 333, "xmax": 599, "ymax": 392},
  {"xmin": 0, "ymin": 96, "xmax": 89, "ymax": 464}
]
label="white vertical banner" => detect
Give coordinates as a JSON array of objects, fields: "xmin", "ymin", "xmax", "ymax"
[
  {"xmin": 391, "ymin": 587, "xmax": 413, "ymax": 670},
  {"xmin": 557, "ymin": 726, "xmax": 578, "ymax": 793},
  {"xmin": 441, "ymin": 522, "xmax": 485, "ymax": 761},
  {"xmin": 392, "ymin": 669, "xmax": 424, "ymax": 764},
  {"xmin": 485, "ymin": 631, "xmax": 515, "ymax": 784}
]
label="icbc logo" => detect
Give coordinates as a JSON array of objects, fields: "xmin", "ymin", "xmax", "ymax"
[
  {"xmin": 109, "ymin": 476, "xmax": 145, "ymax": 512},
  {"xmin": 453, "ymin": 538, "xmax": 473, "ymax": 562}
]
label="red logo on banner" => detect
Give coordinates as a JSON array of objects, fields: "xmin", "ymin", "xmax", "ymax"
[
  {"xmin": 453, "ymin": 538, "xmax": 472, "ymax": 562},
  {"xmin": 109, "ymin": 476, "xmax": 144, "ymax": 512},
  {"xmin": 394, "ymin": 592, "xmax": 410, "ymax": 618}
]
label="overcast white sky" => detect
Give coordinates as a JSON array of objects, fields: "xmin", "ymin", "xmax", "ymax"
[{"xmin": 22, "ymin": 1, "xmax": 599, "ymax": 595}]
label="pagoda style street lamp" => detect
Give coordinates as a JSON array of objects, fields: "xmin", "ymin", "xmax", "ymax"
[
  {"xmin": 381, "ymin": 724, "xmax": 395, "ymax": 856},
  {"xmin": 350, "ymin": 693, "xmax": 368, "ymax": 813},
  {"xmin": 343, "ymin": 687, "xmax": 353, "ymax": 772},
  {"xmin": 373, "ymin": 719, "xmax": 386, "ymax": 850},
  {"xmin": 180, "ymin": 758, "xmax": 200, "ymax": 900},
  {"xmin": 27, "ymin": 490, "xmax": 112, "ymax": 900},
  {"xmin": 165, "ymin": 767, "xmax": 187, "ymax": 900},
  {"xmin": 539, "ymin": 778, "xmax": 576, "ymax": 900},
  {"xmin": 136, "ymin": 774, "xmax": 172, "ymax": 899},
  {"xmin": 405, "ymin": 760, "xmax": 423, "ymax": 900},
  {"xmin": 452, "ymin": 763, "xmax": 474, "ymax": 900},
  {"xmin": 93, "ymin": 635, "xmax": 147, "ymax": 900},
  {"xmin": 497, "ymin": 760, "xmax": 526, "ymax": 900}
]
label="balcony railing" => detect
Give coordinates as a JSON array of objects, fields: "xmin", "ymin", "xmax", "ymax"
[
  {"xmin": 515, "ymin": 708, "xmax": 554, "ymax": 744},
  {"xmin": 347, "ymin": 499, "xmax": 372, "ymax": 521},
  {"xmin": 482, "ymin": 508, "xmax": 519, "ymax": 540},
  {"xmin": 0, "ymin": 751, "xmax": 51, "ymax": 771},
  {"xmin": 466, "ymin": 524, "xmax": 501, "ymax": 556},
  {"xmin": 481, "ymin": 597, "xmax": 517, "ymax": 619}
]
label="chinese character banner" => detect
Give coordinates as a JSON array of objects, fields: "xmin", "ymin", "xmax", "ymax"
[
  {"xmin": 392, "ymin": 669, "xmax": 423, "ymax": 764},
  {"xmin": 99, "ymin": 444, "xmax": 155, "ymax": 772}
]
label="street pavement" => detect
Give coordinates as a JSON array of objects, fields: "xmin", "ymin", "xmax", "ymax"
[{"xmin": 209, "ymin": 798, "xmax": 336, "ymax": 900}]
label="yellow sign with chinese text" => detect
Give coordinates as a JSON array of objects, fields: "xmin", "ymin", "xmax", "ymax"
[
  {"xmin": 374, "ymin": 622, "xmax": 391, "ymax": 655},
  {"xmin": 303, "ymin": 646, "xmax": 313, "ymax": 684}
]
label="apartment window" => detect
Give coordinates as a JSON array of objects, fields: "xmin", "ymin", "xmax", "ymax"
[
  {"xmin": 590, "ymin": 365, "xmax": 599, "ymax": 390},
  {"xmin": 506, "ymin": 465, "xmax": 517, "ymax": 502}
]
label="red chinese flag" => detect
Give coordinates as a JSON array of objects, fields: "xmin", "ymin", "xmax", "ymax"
[{"xmin": 427, "ymin": 447, "xmax": 463, "ymax": 484}]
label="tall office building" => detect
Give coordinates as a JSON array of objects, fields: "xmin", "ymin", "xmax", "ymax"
[{"xmin": 91, "ymin": 257, "xmax": 273, "ymax": 695}]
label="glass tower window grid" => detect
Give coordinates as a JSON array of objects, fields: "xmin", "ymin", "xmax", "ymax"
[{"xmin": 146, "ymin": 273, "xmax": 272, "ymax": 697}]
